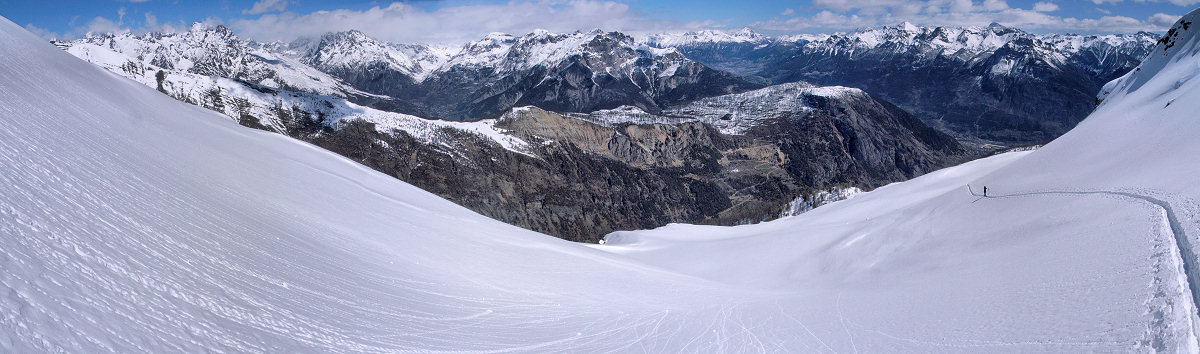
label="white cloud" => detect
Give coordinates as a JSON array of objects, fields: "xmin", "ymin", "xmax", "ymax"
[
  {"xmin": 69, "ymin": 13, "xmax": 202, "ymax": 39},
  {"xmin": 117, "ymin": 7, "xmax": 127, "ymax": 26},
  {"xmin": 243, "ymin": 0, "xmax": 289, "ymax": 15},
  {"xmin": 1032, "ymin": 2, "xmax": 1059, "ymax": 12},
  {"xmin": 811, "ymin": 0, "xmax": 911, "ymax": 12},
  {"xmin": 23, "ymin": 24, "xmax": 62, "ymax": 40},
  {"xmin": 781, "ymin": 8, "xmax": 795, "ymax": 15},
  {"xmin": 231, "ymin": 1, "xmax": 698, "ymax": 44},
  {"xmin": 1090, "ymin": 0, "xmax": 1200, "ymax": 5},
  {"xmin": 85, "ymin": 16, "xmax": 126, "ymax": 35},
  {"xmin": 1149, "ymin": 12, "xmax": 1181, "ymax": 27},
  {"xmin": 948, "ymin": 0, "xmax": 973, "ymax": 13},
  {"xmin": 793, "ymin": 0, "xmax": 1146, "ymax": 32},
  {"xmin": 1058, "ymin": 15, "xmax": 1144, "ymax": 30},
  {"xmin": 982, "ymin": 0, "xmax": 1009, "ymax": 11},
  {"xmin": 755, "ymin": 1, "xmax": 1167, "ymax": 34}
]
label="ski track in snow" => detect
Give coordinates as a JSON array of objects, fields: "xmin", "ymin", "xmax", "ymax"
[{"xmin": 970, "ymin": 185, "xmax": 1200, "ymax": 349}]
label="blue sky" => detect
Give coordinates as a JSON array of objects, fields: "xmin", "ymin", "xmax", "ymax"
[{"xmin": 2, "ymin": 0, "xmax": 1194, "ymax": 44}]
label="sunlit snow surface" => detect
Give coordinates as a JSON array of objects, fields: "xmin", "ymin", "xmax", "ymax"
[{"xmin": 5, "ymin": 9, "xmax": 1200, "ymax": 352}]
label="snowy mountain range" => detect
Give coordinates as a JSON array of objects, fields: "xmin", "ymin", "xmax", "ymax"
[
  {"xmin": 373, "ymin": 29, "xmax": 759, "ymax": 119},
  {"xmin": 64, "ymin": 26, "xmax": 762, "ymax": 121},
  {"xmin": 63, "ymin": 23, "xmax": 373, "ymax": 99},
  {"xmin": 61, "ymin": 22, "xmax": 1156, "ymax": 146},
  {"xmin": 653, "ymin": 23, "xmax": 1158, "ymax": 145},
  {"xmin": 283, "ymin": 29, "xmax": 452, "ymax": 83},
  {"xmin": 61, "ymin": 22, "xmax": 1156, "ymax": 148},
  {"xmin": 5, "ymin": 7, "xmax": 1200, "ymax": 351},
  {"xmin": 55, "ymin": 24, "xmax": 970, "ymax": 241}
]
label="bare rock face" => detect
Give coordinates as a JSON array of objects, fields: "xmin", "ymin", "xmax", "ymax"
[
  {"xmin": 300, "ymin": 86, "xmax": 965, "ymax": 242},
  {"xmin": 305, "ymin": 117, "xmax": 732, "ymax": 242},
  {"xmin": 496, "ymin": 108, "xmax": 724, "ymax": 169}
]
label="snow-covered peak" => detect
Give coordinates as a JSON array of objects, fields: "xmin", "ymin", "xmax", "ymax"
[
  {"xmin": 481, "ymin": 32, "xmax": 515, "ymax": 42},
  {"xmin": 731, "ymin": 27, "xmax": 760, "ymax": 37},
  {"xmin": 61, "ymin": 25, "xmax": 370, "ymax": 98},
  {"xmin": 777, "ymin": 22, "xmax": 1155, "ymax": 75},
  {"xmin": 777, "ymin": 33, "xmax": 832, "ymax": 43},
  {"xmin": 443, "ymin": 28, "xmax": 684, "ymax": 76},
  {"xmin": 74, "ymin": 24, "xmax": 250, "ymax": 74},
  {"xmin": 187, "ymin": 21, "xmax": 233, "ymax": 36},
  {"xmin": 876, "ymin": 23, "xmax": 1022, "ymax": 52},
  {"xmin": 643, "ymin": 27, "xmax": 769, "ymax": 47},
  {"xmin": 447, "ymin": 32, "xmax": 518, "ymax": 67},
  {"xmin": 746, "ymin": 22, "xmax": 1038, "ymax": 60},
  {"xmin": 984, "ymin": 35, "xmax": 1071, "ymax": 72},
  {"xmin": 1041, "ymin": 31, "xmax": 1159, "ymax": 57},
  {"xmin": 290, "ymin": 29, "xmax": 449, "ymax": 81},
  {"xmin": 321, "ymin": 29, "xmax": 371, "ymax": 42},
  {"xmin": 508, "ymin": 29, "xmax": 627, "ymax": 66}
]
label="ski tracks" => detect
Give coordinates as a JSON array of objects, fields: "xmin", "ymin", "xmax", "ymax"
[{"xmin": 971, "ymin": 186, "xmax": 1200, "ymax": 351}]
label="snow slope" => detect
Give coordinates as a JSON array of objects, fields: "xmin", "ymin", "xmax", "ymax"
[
  {"xmin": 0, "ymin": 16, "xmax": 743, "ymax": 352},
  {"xmin": 5, "ymin": 8, "xmax": 1200, "ymax": 352},
  {"xmin": 603, "ymin": 9, "xmax": 1200, "ymax": 351}
]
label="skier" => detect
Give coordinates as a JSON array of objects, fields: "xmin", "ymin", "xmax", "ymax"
[{"xmin": 983, "ymin": 186, "xmax": 988, "ymax": 197}]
